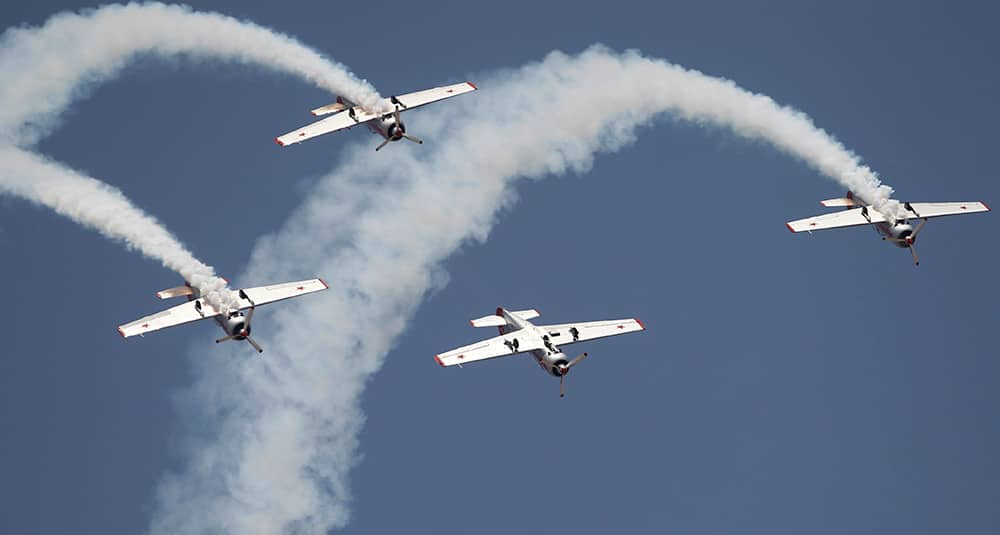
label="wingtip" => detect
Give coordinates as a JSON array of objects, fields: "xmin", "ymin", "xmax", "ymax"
[
  {"xmin": 117, "ymin": 326, "xmax": 126, "ymax": 338},
  {"xmin": 274, "ymin": 137, "xmax": 285, "ymax": 147},
  {"xmin": 434, "ymin": 354, "xmax": 445, "ymax": 367},
  {"xmin": 635, "ymin": 318, "xmax": 646, "ymax": 330},
  {"xmin": 785, "ymin": 222, "xmax": 796, "ymax": 233},
  {"xmin": 319, "ymin": 278, "xmax": 329, "ymax": 289},
  {"xmin": 467, "ymin": 81, "xmax": 478, "ymax": 90},
  {"xmin": 982, "ymin": 200, "xmax": 991, "ymax": 212}
]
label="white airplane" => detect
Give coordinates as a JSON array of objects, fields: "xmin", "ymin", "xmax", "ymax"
[
  {"xmin": 786, "ymin": 191, "xmax": 990, "ymax": 265},
  {"xmin": 275, "ymin": 82, "xmax": 477, "ymax": 151},
  {"xmin": 435, "ymin": 307, "xmax": 646, "ymax": 397},
  {"xmin": 117, "ymin": 278, "xmax": 328, "ymax": 353}
]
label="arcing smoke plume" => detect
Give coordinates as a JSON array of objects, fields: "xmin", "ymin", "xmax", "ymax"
[
  {"xmin": 0, "ymin": 145, "xmax": 233, "ymax": 307},
  {"xmin": 151, "ymin": 46, "xmax": 903, "ymax": 533},
  {"xmin": 0, "ymin": 2, "xmax": 388, "ymax": 146},
  {"xmin": 0, "ymin": 3, "xmax": 386, "ymax": 309}
]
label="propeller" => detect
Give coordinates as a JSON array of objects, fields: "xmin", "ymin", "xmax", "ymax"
[
  {"xmin": 241, "ymin": 305, "xmax": 263, "ymax": 353},
  {"xmin": 246, "ymin": 336, "xmax": 264, "ymax": 354},
  {"xmin": 374, "ymin": 138, "xmax": 391, "ymax": 151},
  {"xmin": 558, "ymin": 352, "xmax": 589, "ymax": 398},
  {"xmin": 243, "ymin": 305, "xmax": 255, "ymax": 336},
  {"xmin": 393, "ymin": 106, "xmax": 422, "ymax": 145}
]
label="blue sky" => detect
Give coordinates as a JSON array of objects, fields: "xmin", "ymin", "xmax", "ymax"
[{"xmin": 1, "ymin": 1, "xmax": 998, "ymax": 533}]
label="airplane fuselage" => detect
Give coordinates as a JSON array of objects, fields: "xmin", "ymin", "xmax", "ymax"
[
  {"xmin": 876, "ymin": 221, "xmax": 915, "ymax": 248},
  {"xmin": 183, "ymin": 291, "xmax": 250, "ymax": 339},
  {"xmin": 851, "ymin": 192, "xmax": 917, "ymax": 248},
  {"xmin": 498, "ymin": 308, "xmax": 572, "ymax": 377},
  {"xmin": 367, "ymin": 113, "xmax": 406, "ymax": 142}
]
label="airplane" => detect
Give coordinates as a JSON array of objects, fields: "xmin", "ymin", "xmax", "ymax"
[
  {"xmin": 117, "ymin": 278, "xmax": 328, "ymax": 353},
  {"xmin": 786, "ymin": 191, "xmax": 990, "ymax": 265},
  {"xmin": 275, "ymin": 81, "xmax": 478, "ymax": 151},
  {"xmin": 435, "ymin": 307, "xmax": 646, "ymax": 397}
]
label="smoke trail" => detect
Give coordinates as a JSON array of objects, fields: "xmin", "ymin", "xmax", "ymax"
[
  {"xmin": 0, "ymin": 2, "xmax": 387, "ymax": 146},
  {"xmin": 0, "ymin": 3, "xmax": 387, "ymax": 308},
  {"xmin": 151, "ymin": 46, "xmax": 902, "ymax": 533},
  {"xmin": 0, "ymin": 146, "xmax": 236, "ymax": 307}
]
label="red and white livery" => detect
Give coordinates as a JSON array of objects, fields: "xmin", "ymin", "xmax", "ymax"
[
  {"xmin": 275, "ymin": 82, "xmax": 477, "ymax": 151},
  {"xmin": 118, "ymin": 278, "xmax": 328, "ymax": 353},
  {"xmin": 786, "ymin": 191, "xmax": 990, "ymax": 265},
  {"xmin": 435, "ymin": 307, "xmax": 646, "ymax": 397}
]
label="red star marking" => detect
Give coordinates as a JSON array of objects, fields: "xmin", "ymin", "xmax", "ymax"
[
  {"xmin": 617, "ymin": 325, "xmax": 624, "ymax": 329},
  {"xmin": 299, "ymin": 132, "xmax": 306, "ymax": 137},
  {"xmin": 142, "ymin": 323, "xmax": 149, "ymax": 328},
  {"xmin": 810, "ymin": 222, "xmax": 817, "ymax": 226},
  {"xmin": 446, "ymin": 89, "xmax": 454, "ymax": 93},
  {"xmin": 961, "ymin": 205, "xmax": 967, "ymax": 209},
  {"xmin": 296, "ymin": 286, "xmax": 304, "ymax": 290},
  {"xmin": 458, "ymin": 355, "xmax": 465, "ymax": 360}
]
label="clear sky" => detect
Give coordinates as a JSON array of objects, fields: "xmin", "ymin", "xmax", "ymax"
[{"xmin": 1, "ymin": 1, "xmax": 998, "ymax": 533}]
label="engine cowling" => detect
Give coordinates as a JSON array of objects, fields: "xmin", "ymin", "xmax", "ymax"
[
  {"xmin": 538, "ymin": 352, "xmax": 570, "ymax": 377},
  {"xmin": 888, "ymin": 222, "xmax": 914, "ymax": 248},
  {"xmin": 223, "ymin": 311, "xmax": 250, "ymax": 339}
]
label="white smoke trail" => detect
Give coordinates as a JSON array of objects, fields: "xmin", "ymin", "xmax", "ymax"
[
  {"xmin": 0, "ymin": 2, "xmax": 388, "ymax": 146},
  {"xmin": 0, "ymin": 145, "xmax": 234, "ymax": 307},
  {"xmin": 0, "ymin": 3, "xmax": 388, "ymax": 309},
  {"xmin": 151, "ymin": 46, "xmax": 903, "ymax": 533}
]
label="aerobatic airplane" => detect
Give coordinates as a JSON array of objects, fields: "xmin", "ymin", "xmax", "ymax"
[
  {"xmin": 275, "ymin": 82, "xmax": 477, "ymax": 151},
  {"xmin": 435, "ymin": 307, "xmax": 646, "ymax": 397},
  {"xmin": 786, "ymin": 191, "xmax": 990, "ymax": 265},
  {"xmin": 118, "ymin": 278, "xmax": 328, "ymax": 353}
]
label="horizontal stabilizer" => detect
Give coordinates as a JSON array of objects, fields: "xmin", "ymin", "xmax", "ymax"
[
  {"xmin": 509, "ymin": 309, "xmax": 540, "ymax": 321},
  {"xmin": 820, "ymin": 197, "xmax": 858, "ymax": 207},
  {"xmin": 157, "ymin": 285, "xmax": 195, "ymax": 300},
  {"xmin": 310, "ymin": 101, "xmax": 349, "ymax": 116},
  {"xmin": 470, "ymin": 315, "xmax": 507, "ymax": 328}
]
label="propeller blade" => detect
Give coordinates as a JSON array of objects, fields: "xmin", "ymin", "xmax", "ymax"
[
  {"xmin": 567, "ymin": 352, "xmax": 589, "ymax": 369},
  {"xmin": 246, "ymin": 336, "xmax": 264, "ymax": 354},
  {"xmin": 375, "ymin": 139, "xmax": 391, "ymax": 151},
  {"xmin": 912, "ymin": 218, "xmax": 928, "ymax": 238},
  {"xmin": 245, "ymin": 306, "xmax": 255, "ymax": 328},
  {"xmin": 559, "ymin": 374, "xmax": 565, "ymax": 398},
  {"xmin": 909, "ymin": 245, "xmax": 920, "ymax": 266},
  {"xmin": 402, "ymin": 134, "xmax": 423, "ymax": 145},
  {"xmin": 215, "ymin": 334, "xmax": 236, "ymax": 344}
]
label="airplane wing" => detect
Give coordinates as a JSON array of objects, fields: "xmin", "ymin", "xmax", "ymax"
[
  {"xmin": 390, "ymin": 82, "xmax": 477, "ymax": 111},
  {"xmin": 537, "ymin": 319, "xmax": 646, "ymax": 347},
  {"xmin": 238, "ymin": 278, "xmax": 328, "ymax": 307},
  {"xmin": 786, "ymin": 201, "xmax": 990, "ymax": 233},
  {"xmin": 903, "ymin": 201, "xmax": 990, "ymax": 219},
  {"xmin": 435, "ymin": 331, "xmax": 545, "ymax": 367},
  {"xmin": 118, "ymin": 279, "xmax": 328, "ymax": 338},
  {"xmin": 118, "ymin": 299, "xmax": 225, "ymax": 338},
  {"xmin": 275, "ymin": 109, "xmax": 378, "ymax": 146}
]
